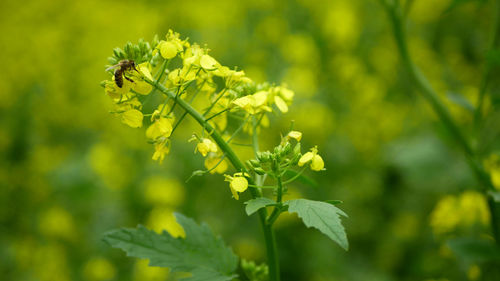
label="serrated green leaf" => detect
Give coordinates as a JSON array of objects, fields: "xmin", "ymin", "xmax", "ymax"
[
  {"xmin": 286, "ymin": 199, "xmax": 348, "ymax": 250},
  {"xmin": 103, "ymin": 213, "xmax": 238, "ymax": 281},
  {"xmin": 244, "ymin": 198, "xmax": 277, "ymax": 216},
  {"xmin": 447, "ymin": 237, "xmax": 500, "ymax": 263}
]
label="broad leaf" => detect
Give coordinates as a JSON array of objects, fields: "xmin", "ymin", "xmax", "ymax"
[
  {"xmin": 245, "ymin": 198, "xmax": 277, "ymax": 216},
  {"xmin": 286, "ymin": 199, "xmax": 348, "ymax": 250},
  {"xmin": 103, "ymin": 213, "xmax": 238, "ymax": 281}
]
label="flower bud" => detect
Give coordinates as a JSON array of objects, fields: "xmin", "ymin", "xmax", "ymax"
[
  {"xmin": 249, "ymin": 159, "xmax": 261, "ymax": 167},
  {"xmin": 257, "ymin": 151, "xmax": 271, "ymax": 163},
  {"xmin": 253, "ymin": 167, "xmax": 266, "ymax": 175},
  {"xmin": 293, "ymin": 143, "xmax": 301, "ymax": 155},
  {"xmin": 281, "ymin": 142, "xmax": 291, "ymax": 156}
]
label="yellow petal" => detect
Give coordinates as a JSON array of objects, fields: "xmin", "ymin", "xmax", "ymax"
[
  {"xmin": 280, "ymin": 87, "xmax": 294, "ymax": 102},
  {"xmin": 152, "ymin": 141, "xmax": 170, "ymax": 164},
  {"xmin": 252, "ymin": 91, "xmax": 269, "ymax": 107},
  {"xmin": 196, "ymin": 139, "xmax": 215, "ymax": 157},
  {"xmin": 200, "ymin": 54, "xmax": 219, "ymax": 70},
  {"xmin": 138, "ymin": 63, "xmax": 154, "ymax": 80},
  {"xmin": 230, "ymin": 186, "xmax": 240, "ymax": 200},
  {"xmin": 230, "ymin": 176, "xmax": 248, "ymax": 193},
  {"xmin": 288, "ymin": 131, "xmax": 302, "ymax": 141},
  {"xmin": 204, "ymin": 156, "xmax": 228, "ymax": 174},
  {"xmin": 121, "ymin": 109, "xmax": 143, "ymax": 128},
  {"xmin": 132, "ymin": 80, "xmax": 153, "ymax": 95},
  {"xmin": 311, "ymin": 154, "xmax": 325, "ymax": 171},
  {"xmin": 274, "ymin": 95, "xmax": 288, "ymax": 113},
  {"xmin": 160, "ymin": 41, "xmax": 178, "ymax": 59},
  {"xmin": 232, "ymin": 96, "xmax": 253, "ymax": 112},
  {"xmin": 208, "ymin": 141, "xmax": 218, "ymax": 153},
  {"xmin": 298, "ymin": 152, "xmax": 314, "ymax": 166},
  {"xmin": 146, "ymin": 118, "xmax": 173, "ymax": 140}
]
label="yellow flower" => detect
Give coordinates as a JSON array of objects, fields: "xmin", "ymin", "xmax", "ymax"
[
  {"xmin": 132, "ymin": 80, "xmax": 153, "ymax": 95},
  {"xmin": 104, "ymin": 80, "xmax": 126, "ymax": 99},
  {"xmin": 225, "ymin": 172, "xmax": 249, "ymax": 200},
  {"xmin": 152, "ymin": 140, "xmax": 170, "ymax": 164},
  {"xmin": 146, "ymin": 117, "xmax": 173, "ymax": 140},
  {"xmin": 287, "ymin": 131, "xmax": 302, "ymax": 141},
  {"xmin": 183, "ymin": 44, "xmax": 204, "ymax": 67},
  {"xmin": 459, "ymin": 190, "xmax": 490, "ymax": 226},
  {"xmin": 168, "ymin": 67, "xmax": 197, "ymax": 85},
  {"xmin": 430, "ymin": 191, "xmax": 490, "ymax": 235},
  {"xmin": 39, "ymin": 206, "xmax": 75, "ymax": 240},
  {"xmin": 159, "ymin": 41, "xmax": 178, "ymax": 59},
  {"xmin": 430, "ymin": 195, "xmax": 461, "ymax": 235},
  {"xmin": 196, "ymin": 138, "xmax": 217, "ymax": 157},
  {"xmin": 137, "ymin": 62, "xmax": 154, "ymax": 81},
  {"xmin": 298, "ymin": 146, "xmax": 324, "ymax": 171},
  {"xmin": 121, "ymin": 109, "xmax": 143, "ymax": 128},
  {"xmin": 279, "ymin": 86, "xmax": 294, "ymax": 102},
  {"xmin": 143, "ymin": 177, "xmax": 185, "ymax": 207},
  {"xmin": 146, "ymin": 207, "xmax": 185, "ymax": 238},
  {"xmin": 310, "ymin": 154, "xmax": 325, "ymax": 171},
  {"xmin": 200, "ymin": 54, "xmax": 219, "ymax": 70},
  {"xmin": 483, "ymin": 154, "xmax": 500, "ymax": 190},
  {"xmin": 83, "ymin": 257, "xmax": 116, "ymax": 281},
  {"xmin": 232, "ymin": 91, "xmax": 272, "ymax": 114},
  {"xmin": 204, "ymin": 155, "xmax": 228, "ymax": 174},
  {"xmin": 133, "ymin": 259, "xmax": 169, "ymax": 281},
  {"xmin": 158, "ymin": 30, "xmax": 184, "ymax": 59},
  {"xmin": 468, "ymin": 264, "xmax": 481, "ymax": 281}
]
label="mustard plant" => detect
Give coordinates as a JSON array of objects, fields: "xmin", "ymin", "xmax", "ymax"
[
  {"xmin": 380, "ymin": 0, "xmax": 500, "ymax": 277},
  {"xmin": 100, "ymin": 30, "xmax": 348, "ymax": 281}
]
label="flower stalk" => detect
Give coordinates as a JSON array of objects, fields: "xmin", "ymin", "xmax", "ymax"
[
  {"xmin": 382, "ymin": 0, "xmax": 500, "ymax": 244},
  {"xmin": 144, "ymin": 77, "xmax": 282, "ymax": 281}
]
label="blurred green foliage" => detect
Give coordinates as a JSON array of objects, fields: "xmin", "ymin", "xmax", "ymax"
[{"xmin": 1, "ymin": 0, "xmax": 500, "ymax": 280}]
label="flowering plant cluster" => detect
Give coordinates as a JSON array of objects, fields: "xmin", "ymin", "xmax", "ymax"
[{"xmin": 101, "ymin": 31, "xmax": 347, "ymax": 281}]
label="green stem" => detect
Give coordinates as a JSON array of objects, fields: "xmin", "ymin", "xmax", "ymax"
[
  {"xmin": 475, "ymin": 0, "xmax": 500, "ymax": 126},
  {"xmin": 383, "ymin": 2, "xmax": 500, "ymax": 243},
  {"xmin": 203, "ymin": 88, "xmax": 228, "ymax": 116},
  {"xmin": 145, "ymin": 78, "xmax": 281, "ymax": 281},
  {"xmin": 267, "ymin": 175, "xmax": 284, "ymax": 226},
  {"xmin": 206, "ymin": 108, "xmax": 230, "ymax": 121},
  {"xmin": 252, "ymin": 116, "xmax": 264, "ymax": 187}
]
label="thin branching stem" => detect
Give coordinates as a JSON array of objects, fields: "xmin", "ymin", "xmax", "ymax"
[
  {"xmin": 382, "ymin": 1, "xmax": 500, "ymax": 243},
  {"xmin": 144, "ymin": 77, "xmax": 281, "ymax": 281},
  {"xmin": 475, "ymin": 0, "xmax": 500, "ymax": 127}
]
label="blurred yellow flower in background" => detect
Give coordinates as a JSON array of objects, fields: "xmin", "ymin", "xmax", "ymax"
[
  {"xmin": 38, "ymin": 206, "xmax": 76, "ymax": 240},
  {"xmin": 83, "ymin": 257, "xmax": 116, "ymax": 281},
  {"xmin": 143, "ymin": 176, "xmax": 185, "ymax": 207},
  {"xmin": 430, "ymin": 191, "xmax": 490, "ymax": 235},
  {"xmin": 484, "ymin": 154, "xmax": 500, "ymax": 190},
  {"xmin": 133, "ymin": 259, "xmax": 169, "ymax": 281},
  {"xmin": 204, "ymin": 154, "xmax": 229, "ymax": 174},
  {"xmin": 147, "ymin": 207, "xmax": 185, "ymax": 238}
]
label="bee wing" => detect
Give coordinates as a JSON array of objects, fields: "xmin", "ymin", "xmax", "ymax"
[{"xmin": 105, "ymin": 64, "xmax": 120, "ymax": 71}]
